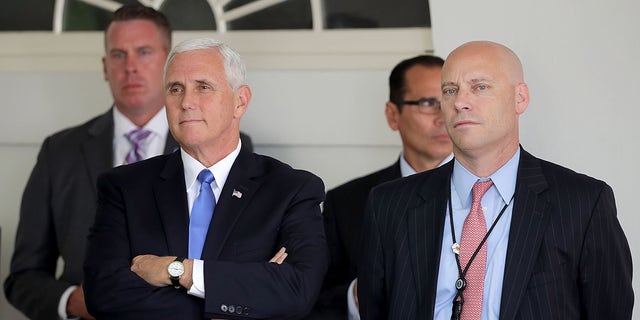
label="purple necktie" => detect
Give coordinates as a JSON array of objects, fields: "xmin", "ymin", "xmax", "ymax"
[{"xmin": 124, "ymin": 128, "xmax": 152, "ymax": 164}]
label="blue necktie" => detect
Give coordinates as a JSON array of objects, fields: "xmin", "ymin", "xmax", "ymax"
[{"xmin": 189, "ymin": 169, "xmax": 216, "ymax": 259}]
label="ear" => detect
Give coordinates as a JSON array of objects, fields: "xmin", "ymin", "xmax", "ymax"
[
  {"xmin": 515, "ymin": 83, "xmax": 529, "ymax": 115},
  {"xmin": 102, "ymin": 56, "xmax": 108, "ymax": 81},
  {"xmin": 233, "ymin": 85, "xmax": 252, "ymax": 119},
  {"xmin": 385, "ymin": 101, "xmax": 401, "ymax": 131}
]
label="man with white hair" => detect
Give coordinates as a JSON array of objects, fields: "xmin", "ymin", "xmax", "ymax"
[{"xmin": 83, "ymin": 38, "xmax": 328, "ymax": 319}]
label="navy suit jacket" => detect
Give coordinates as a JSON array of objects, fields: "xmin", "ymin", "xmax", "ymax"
[
  {"xmin": 310, "ymin": 161, "xmax": 401, "ymax": 318},
  {"xmin": 359, "ymin": 149, "xmax": 633, "ymax": 319},
  {"xmin": 83, "ymin": 148, "xmax": 328, "ymax": 319},
  {"xmin": 5, "ymin": 108, "xmax": 252, "ymax": 320}
]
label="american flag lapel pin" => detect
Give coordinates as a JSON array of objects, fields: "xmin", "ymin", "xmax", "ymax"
[{"xmin": 232, "ymin": 189, "xmax": 243, "ymax": 199}]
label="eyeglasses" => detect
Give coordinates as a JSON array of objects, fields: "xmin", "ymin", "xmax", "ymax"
[{"xmin": 399, "ymin": 97, "xmax": 441, "ymax": 114}]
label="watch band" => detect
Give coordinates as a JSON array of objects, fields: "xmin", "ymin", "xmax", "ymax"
[{"xmin": 170, "ymin": 257, "xmax": 186, "ymax": 289}]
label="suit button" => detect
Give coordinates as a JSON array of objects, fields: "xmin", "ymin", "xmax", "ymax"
[
  {"xmin": 220, "ymin": 304, "xmax": 228, "ymax": 312},
  {"xmin": 243, "ymin": 306, "xmax": 251, "ymax": 315},
  {"xmin": 236, "ymin": 306, "xmax": 243, "ymax": 314},
  {"xmin": 228, "ymin": 305, "xmax": 235, "ymax": 313}
]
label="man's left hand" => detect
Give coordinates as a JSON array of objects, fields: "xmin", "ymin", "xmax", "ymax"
[{"xmin": 131, "ymin": 255, "xmax": 175, "ymax": 287}]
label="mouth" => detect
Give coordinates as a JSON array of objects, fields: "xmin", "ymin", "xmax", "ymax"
[
  {"xmin": 453, "ymin": 119, "xmax": 478, "ymax": 128},
  {"xmin": 179, "ymin": 119, "xmax": 204, "ymax": 125},
  {"xmin": 123, "ymin": 81, "xmax": 145, "ymax": 89},
  {"xmin": 434, "ymin": 133, "xmax": 451, "ymax": 141}
]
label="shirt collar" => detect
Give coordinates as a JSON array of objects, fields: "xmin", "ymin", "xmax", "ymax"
[
  {"xmin": 452, "ymin": 148, "xmax": 520, "ymax": 205},
  {"xmin": 399, "ymin": 152, "xmax": 454, "ymax": 178},
  {"xmin": 181, "ymin": 141, "xmax": 242, "ymax": 192},
  {"xmin": 113, "ymin": 105, "xmax": 168, "ymax": 139}
]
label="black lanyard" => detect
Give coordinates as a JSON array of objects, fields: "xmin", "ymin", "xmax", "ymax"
[{"xmin": 447, "ymin": 179, "xmax": 514, "ymax": 320}]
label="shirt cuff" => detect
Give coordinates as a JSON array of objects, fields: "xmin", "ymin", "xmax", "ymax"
[
  {"xmin": 187, "ymin": 259, "xmax": 205, "ymax": 298},
  {"xmin": 347, "ymin": 278, "xmax": 360, "ymax": 320},
  {"xmin": 58, "ymin": 285, "xmax": 80, "ymax": 320}
]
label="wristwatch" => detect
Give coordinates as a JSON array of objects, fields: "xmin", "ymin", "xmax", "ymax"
[{"xmin": 167, "ymin": 257, "xmax": 185, "ymax": 289}]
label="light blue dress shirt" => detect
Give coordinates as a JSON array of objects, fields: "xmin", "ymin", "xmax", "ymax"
[{"xmin": 434, "ymin": 149, "xmax": 520, "ymax": 320}]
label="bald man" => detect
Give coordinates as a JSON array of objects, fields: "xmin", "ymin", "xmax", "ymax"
[{"xmin": 358, "ymin": 41, "xmax": 633, "ymax": 320}]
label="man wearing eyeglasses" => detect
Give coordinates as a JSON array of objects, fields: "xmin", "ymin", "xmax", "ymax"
[{"xmin": 311, "ymin": 55, "xmax": 453, "ymax": 319}]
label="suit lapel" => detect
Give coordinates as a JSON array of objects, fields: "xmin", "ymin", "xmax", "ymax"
[
  {"xmin": 407, "ymin": 162, "xmax": 452, "ymax": 317},
  {"xmin": 163, "ymin": 132, "xmax": 179, "ymax": 154},
  {"xmin": 82, "ymin": 110, "xmax": 114, "ymax": 196},
  {"xmin": 499, "ymin": 149, "xmax": 551, "ymax": 320},
  {"xmin": 154, "ymin": 152, "xmax": 190, "ymax": 257},
  {"xmin": 200, "ymin": 149, "xmax": 260, "ymax": 260}
]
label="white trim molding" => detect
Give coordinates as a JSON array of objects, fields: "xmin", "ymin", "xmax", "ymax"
[{"xmin": 0, "ymin": 28, "xmax": 433, "ymax": 72}]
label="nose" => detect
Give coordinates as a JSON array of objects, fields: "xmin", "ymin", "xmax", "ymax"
[
  {"xmin": 453, "ymin": 89, "xmax": 471, "ymax": 112},
  {"xmin": 181, "ymin": 90, "xmax": 196, "ymax": 110},
  {"xmin": 434, "ymin": 110, "xmax": 445, "ymax": 126},
  {"xmin": 125, "ymin": 55, "xmax": 138, "ymax": 74}
]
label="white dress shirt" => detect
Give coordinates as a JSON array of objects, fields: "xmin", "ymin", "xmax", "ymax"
[
  {"xmin": 112, "ymin": 106, "xmax": 169, "ymax": 166},
  {"xmin": 181, "ymin": 141, "xmax": 242, "ymax": 298}
]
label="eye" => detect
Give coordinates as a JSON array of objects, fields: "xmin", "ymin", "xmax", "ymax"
[
  {"xmin": 139, "ymin": 48, "xmax": 152, "ymax": 56},
  {"xmin": 168, "ymin": 86, "xmax": 183, "ymax": 95},
  {"xmin": 442, "ymin": 88, "xmax": 457, "ymax": 96},
  {"xmin": 110, "ymin": 51, "xmax": 125, "ymax": 59},
  {"xmin": 474, "ymin": 84, "xmax": 488, "ymax": 91},
  {"xmin": 418, "ymin": 98, "xmax": 439, "ymax": 107}
]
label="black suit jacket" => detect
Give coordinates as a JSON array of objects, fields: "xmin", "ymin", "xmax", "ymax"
[
  {"xmin": 309, "ymin": 161, "xmax": 401, "ymax": 318},
  {"xmin": 359, "ymin": 149, "xmax": 633, "ymax": 319},
  {"xmin": 4, "ymin": 109, "xmax": 179, "ymax": 320},
  {"xmin": 83, "ymin": 149, "xmax": 328, "ymax": 319}
]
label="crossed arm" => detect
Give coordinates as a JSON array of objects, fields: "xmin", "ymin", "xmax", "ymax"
[
  {"xmin": 130, "ymin": 247, "xmax": 289, "ymax": 288},
  {"xmin": 84, "ymin": 169, "xmax": 328, "ymax": 319}
]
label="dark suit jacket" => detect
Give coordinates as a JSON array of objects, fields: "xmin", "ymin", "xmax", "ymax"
[
  {"xmin": 4, "ymin": 109, "xmax": 179, "ymax": 320},
  {"xmin": 359, "ymin": 149, "xmax": 633, "ymax": 319},
  {"xmin": 309, "ymin": 161, "xmax": 400, "ymax": 318},
  {"xmin": 4, "ymin": 105, "xmax": 253, "ymax": 320},
  {"xmin": 83, "ymin": 148, "xmax": 328, "ymax": 319}
]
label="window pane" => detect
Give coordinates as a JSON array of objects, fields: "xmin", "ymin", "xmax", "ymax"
[
  {"xmin": 162, "ymin": 0, "xmax": 217, "ymax": 30},
  {"xmin": 62, "ymin": 0, "xmax": 122, "ymax": 31},
  {"xmin": 0, "ymin": 0, "xmax": 54, "ymax": 30},
  {"xmin": 324, "ymin": 0, "xmax": 431, "ymax": 29},
  {"xmin": 224, "ymin": 0, "xmax": 312, "ymax": 30}
]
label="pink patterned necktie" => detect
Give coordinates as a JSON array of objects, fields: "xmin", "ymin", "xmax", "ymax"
[
  {"xmin": 124, "ymin": 127, "xmax": 152, "ymax": 164},
  {"xmin": 459, "ymin": 180, "xmax": 493, "ymax": 320}
]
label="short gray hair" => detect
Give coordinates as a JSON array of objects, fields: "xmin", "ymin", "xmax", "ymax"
[{"xmin": 164, "ymin": 38, "xmax": 246, "ymax": 90}]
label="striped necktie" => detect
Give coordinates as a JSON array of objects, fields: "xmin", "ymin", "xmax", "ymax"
[{"xmin": 124, "ymin": 127, "xmax": 152, "ymax": 164}]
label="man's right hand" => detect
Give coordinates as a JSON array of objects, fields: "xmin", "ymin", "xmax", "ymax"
[
  {"xmin": 67, "ymin": 284, "xmax": 94, "ymax": 319},
  {"xmin": 269, "ymin": 247, "xmax": 287, "ymax": 264}
]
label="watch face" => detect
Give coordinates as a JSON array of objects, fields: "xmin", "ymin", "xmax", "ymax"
[{"xmin": 168, "ymin": 261, "xmax": 184, "ymax": 277}]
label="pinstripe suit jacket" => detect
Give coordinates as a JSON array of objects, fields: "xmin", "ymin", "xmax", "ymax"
[{"xmin": 358, "ymin": 148, "xmax": 633, "ymax": 319}]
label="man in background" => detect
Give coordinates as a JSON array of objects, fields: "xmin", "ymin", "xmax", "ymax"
[
  {"xmin": 312, "ymin": 55, "xmax": 452, "ymax": 318},
  {"xmin": 358, "ymin": 41, "xmax": 633, "ymax": 319},
  {"xmin": 5, "ymin": 5, "xmax": 250, "ymax": 320},
  {"xmin": 83, "ymin": 37, "xmax": 327, "ymax": 319}
]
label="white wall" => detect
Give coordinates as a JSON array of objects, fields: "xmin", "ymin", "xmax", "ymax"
[{"xmin": 1, "ymin": 0, "xmax": 639, "ymax": 318}]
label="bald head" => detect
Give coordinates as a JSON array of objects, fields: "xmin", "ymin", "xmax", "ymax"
[{"xmin": 444, "ymin": 41, "xmax": 524, "ymax": 86}]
